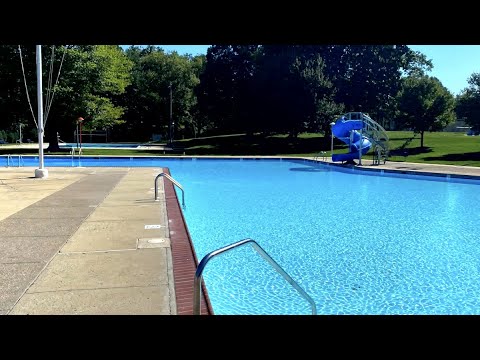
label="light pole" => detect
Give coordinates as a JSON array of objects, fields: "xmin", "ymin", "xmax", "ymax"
[
  {"xmin": 330, "ymin": 121, "xmax": 336, "ymax": 160},
  {"xmin": 168, "ymin": 82, "xmax": 173, "ymax": 145},
  {"xmin": 18, "ymin": 123, "xmax": 24, "ymax": 144},
  {"xmin": 76, "ymin": 122, "xmax": 79, "ymax": 148},
  {"xmin": 77, "ymin": 117, "xmax": 84, "ymax": 152},
  {"xmin": 34, "ymin": 45, "xmax": 48, "ymax": 179}
]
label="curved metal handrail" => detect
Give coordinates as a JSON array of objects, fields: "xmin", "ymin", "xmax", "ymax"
[
  {"xmin": 155, "ymin": 172, "xmax": 185, "ymax": 209},
  {"xmin": 361, "ymin": 113, "xmax": 389, "ymax": 155},
  {"xmin": 193, "ymin": 238, "xmax": 317, "ymax": 315}
]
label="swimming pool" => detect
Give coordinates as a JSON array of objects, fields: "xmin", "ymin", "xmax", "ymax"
[
  {"xmin": 5, "ymin": 156, "xmax": 480, "ymax": 314},
  {"xmin": 168, "ymin": 159, "xmax": 480, "ymax": 315}
]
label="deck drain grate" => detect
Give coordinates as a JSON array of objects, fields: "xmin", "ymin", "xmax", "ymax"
[{"xmin": 137, "ymin": 238, "xmax": 170, "ymax": 248}]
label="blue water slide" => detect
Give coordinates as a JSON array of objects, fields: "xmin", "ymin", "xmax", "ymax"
[{"xmin": 331, "ymin": 118, "xmax": 371, "ymax": 162}]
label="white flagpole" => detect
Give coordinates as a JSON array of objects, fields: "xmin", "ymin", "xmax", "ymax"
[{"xmin": 35, "ymin": 45, "xmax": 48, "ymax": 178}]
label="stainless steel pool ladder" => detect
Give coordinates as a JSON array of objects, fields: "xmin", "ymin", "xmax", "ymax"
[
  {"xmin": 154, "ymin": 172, "xmax": 185, "ymax": 208},
  {"xmin": 193, "ymin": 238, "xmax": 317, "ymax": 315},
  {"xmin": 6, "ymin": 154, "xmax": 24, "ymax": 167},
  {"xmin": 71, "ymin": 148, "xmax": 83, "ymax": 164}
]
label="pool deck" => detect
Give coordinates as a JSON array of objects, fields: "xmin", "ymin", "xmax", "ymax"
[
  {"xmin": 0, "ymin": 158, "xmax": 479, "ymax": 315},
  {"xmin": 339, "ymin": 158, "xmax": 480, "ymax": 177},
  {"xmin": 0, "ymin": 166, "xmax": 211, "ymax": 315}
]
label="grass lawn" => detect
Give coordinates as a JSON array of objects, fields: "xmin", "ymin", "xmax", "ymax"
[
  {"xmin": 0, "ymin": 131, "xmax": 479, "ymax": 167},
  {"xmin": 176, "ymin": 131, "xmax": 480, "ymax": 167},
  {"xmin": 382, "ymin": 131, "xmax": 480, "ymax": 166}
]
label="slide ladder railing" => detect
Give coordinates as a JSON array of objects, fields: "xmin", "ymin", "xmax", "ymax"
[
  {"xmin": 361, "ymin": 113, "xmax": 389, "ymax": 164},
  {"xmin": 193, "ymin": 238, "xmax": 317, "ymax": 315}
]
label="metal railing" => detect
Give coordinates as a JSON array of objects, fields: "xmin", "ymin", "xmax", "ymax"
[
  {"xmin": 193, "ymin": 238, "xmax": 317, "ymax": 315},
  {"xmin": 361, "ymin": 113, "xmax": 389, "ymax": 160},
  {"xmin": 70, "ymin": 147, "xmax": 83, "ymax": 166},
  {"xmin": 314, "ymin": 151, "xmax": 327, "ymax": 161},
  {"xmin": 154, "ymin": 172, "xmax": 185, "ymax": 208},
  {"xmin": 7, "ymin": 154, "xmax": 24, "ymax": 167}
]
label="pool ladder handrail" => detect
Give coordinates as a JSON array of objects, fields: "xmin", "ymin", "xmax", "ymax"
[
  {"xmin": 7, "ymin": 154, "xmax": 24, "ymax": 167},
  {"xmin": 154, "ymin": 172, "xmax": 185, "ymax": 208},
  {"xmin": 193, "ymin": 238, "xmax": 317, "ymax": 315},
  {"xmin": 71, "ymin": 147, "xmax": 83, "ymax": 165}
]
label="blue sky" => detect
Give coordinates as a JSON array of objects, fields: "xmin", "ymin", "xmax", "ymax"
[
  {"xmin": 153, "ymin": 45, "xmax": 210, "ymax": 56},
  {"xmin": 409, "ymin": 45, "xmax": 480, "ymax": 95},
  {"xmin": 135, "ymin": 45, "xmax": 480, "ymax": 95}
]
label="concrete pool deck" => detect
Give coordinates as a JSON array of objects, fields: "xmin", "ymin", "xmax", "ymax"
[
  {"xmin": 0, "ymin": 158, "xmax": 479, "ymax": 315},
  {"xmin": 336, "ymin": 158, "xmax": 480, "ymax": 177},
  {"xmin": 0, "ymin": 166, "xmax": 211, "ymax": 315}
]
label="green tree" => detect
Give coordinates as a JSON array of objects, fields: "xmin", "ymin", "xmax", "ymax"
[
  {"xmin": 119, "ymin": 46, "xmax": 202, "ymax": 142},
  {"xmin": 196, "ymin": 45, "xmax": 260, "ymax": 135},
  {"xmin": 295, "ymin": 45, "xmax": 432, "ymax": 125},
  {"xmin": 0, "ymin": 45, "xmax": 37, "ymax": 140},
  {"xmin": 252, "ymin": 45, "xmax": 341, "ymax": 137},
  {"xmin": 195, "ymin": 45, "xmax": 433, "ymax": 137},
  {"xmin": 250, "ymin": 45, "xmax": 300, "ymax": 135},
  {"xmin": 402, "ymin": 49, "xmax": 434, "ymax": 77},
  {"xmin": 456, "ymin": 73, "xmax": 480, "ymax": 132},
  {"xmin": 291, "ymin": 54, "xmax": 344, "ymax": 135},
  {"xmin": 190, "ymin": 54, "xmax": 209, "ymax": 137},
  {"xmin": 397, "ymin": 75, "xmax": 456, "ymax": 148},
  {"xmin": 41, "ymin": 45, "xmax": 133, "ymax": 150},
  {"xmin": 327, "ymin": 45, "xmax": 432, "ymax": 122}
]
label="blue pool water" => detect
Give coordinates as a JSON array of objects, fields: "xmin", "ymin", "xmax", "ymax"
[{"xmin": 4, "ymin": 156, "xmax": 480, "ymax": 314}]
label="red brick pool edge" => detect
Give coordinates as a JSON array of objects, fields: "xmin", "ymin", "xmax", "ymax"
[{"xmin": 163, "ymin": 167, "xmax": 214, "ymax": 315}]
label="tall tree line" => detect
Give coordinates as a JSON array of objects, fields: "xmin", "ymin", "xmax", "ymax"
[
  {"xmin": 0, "ymin": 44, "xmax": 464, "ymax": 147},
  {"xmin": 196, "ymin": 45, "xmax": 438, "ymax": 138}
]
